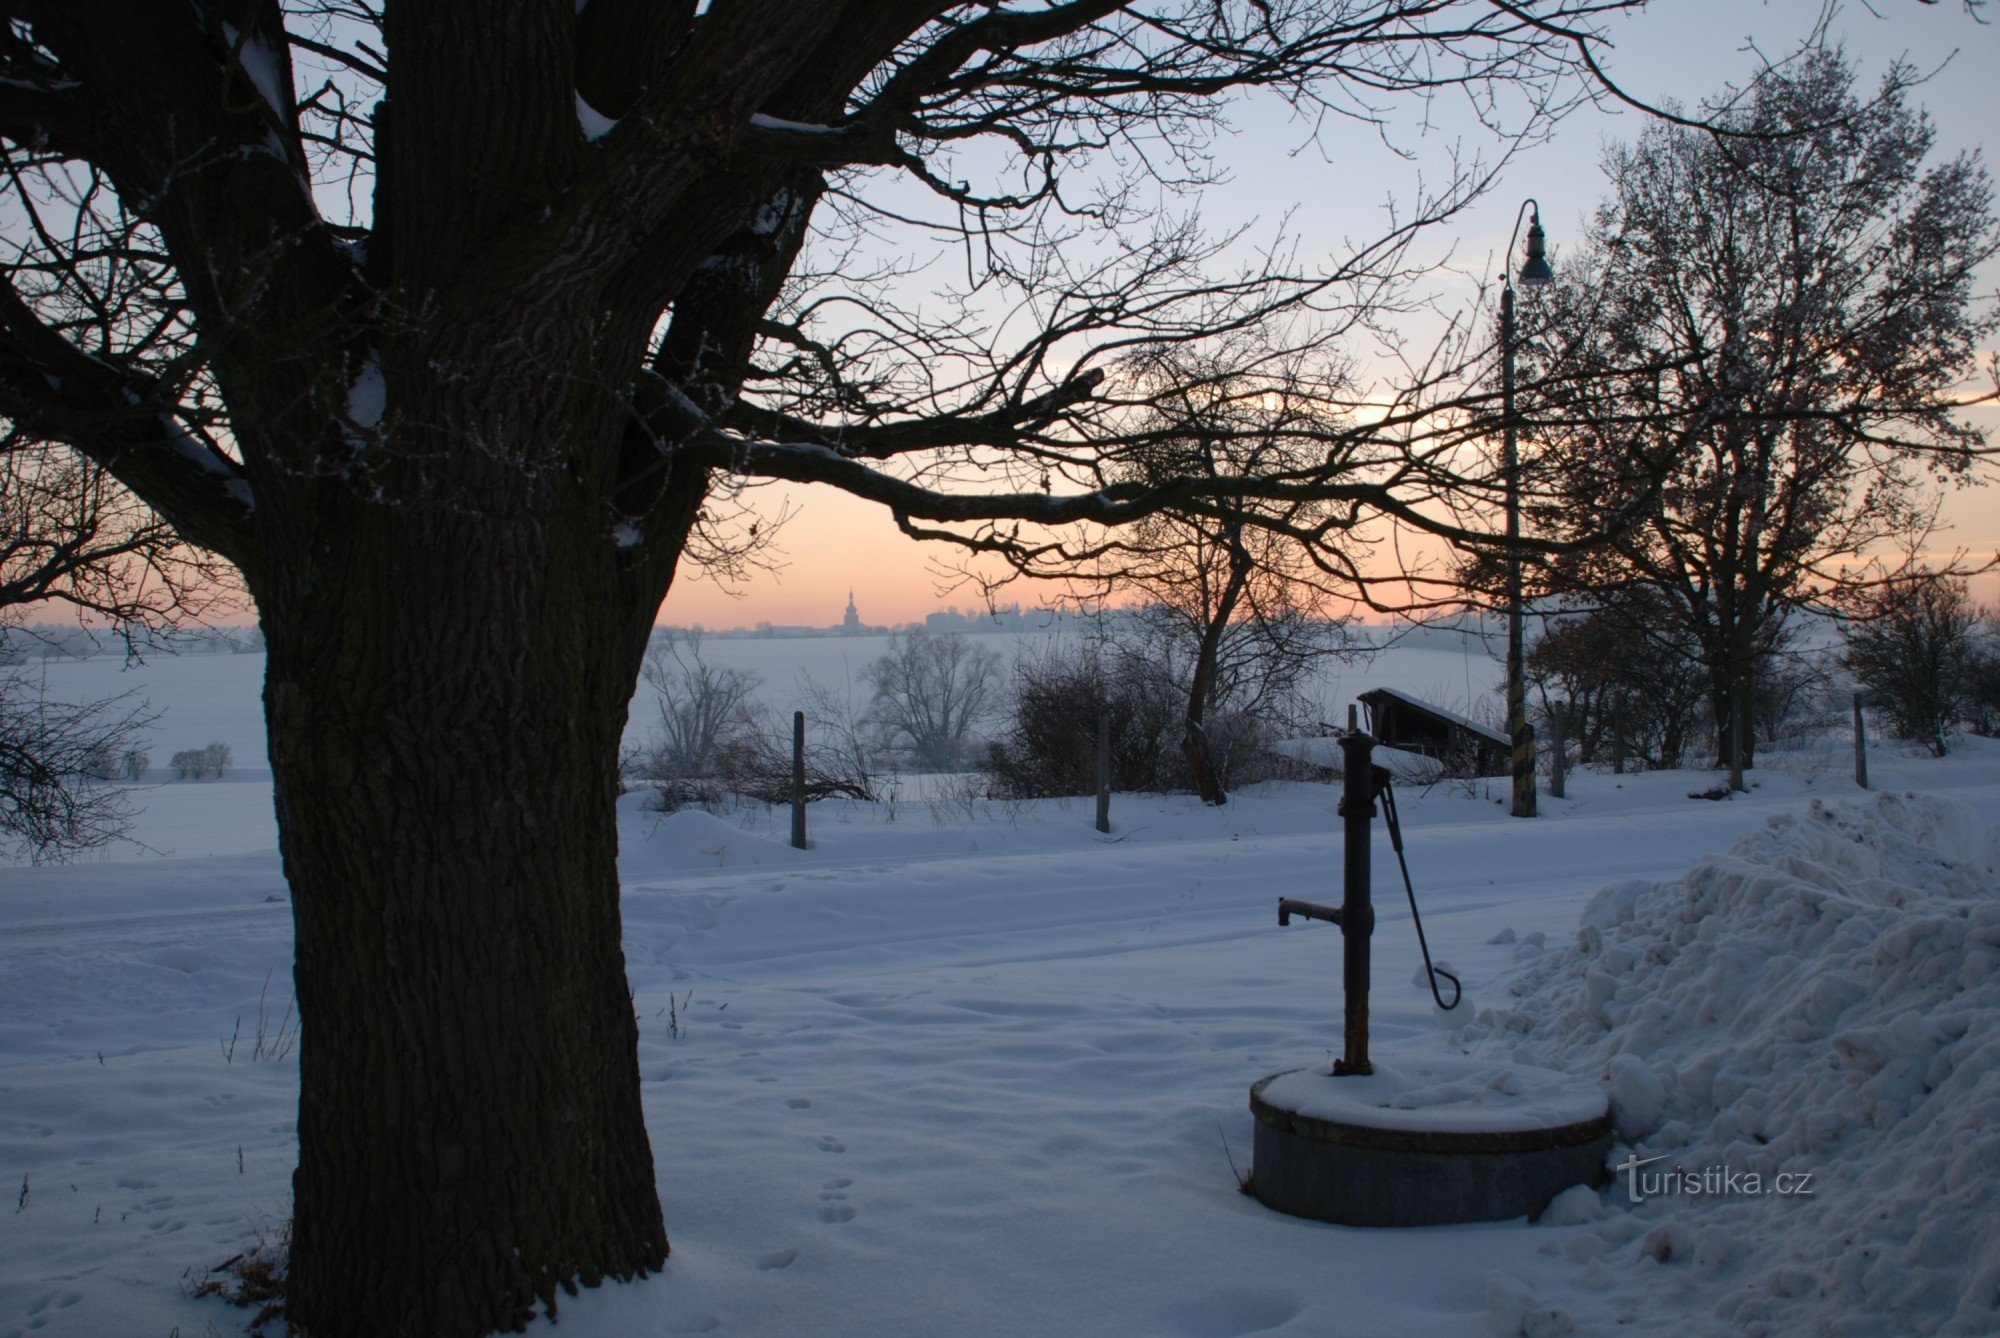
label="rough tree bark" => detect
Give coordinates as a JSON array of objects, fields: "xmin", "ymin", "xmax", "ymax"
[
  {"xmin": 260, "ymin": 413, "xmax": 697, "ymax": 1330},
  {"xmin": 271, "ymin": 584, "xmax": 670, "ymax": 1331}
]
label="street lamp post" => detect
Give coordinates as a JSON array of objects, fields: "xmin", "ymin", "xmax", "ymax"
[{"xmin": 1503, "ymin": 201, "xmax": 1553, "ymax": 819}]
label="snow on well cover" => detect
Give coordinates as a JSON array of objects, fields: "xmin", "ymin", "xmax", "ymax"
[
  {"xmin": 1459, "ymin": 792, "xmax": 2000, "ymax": 1335},
  {"xmin": 1256, "ymin": 1054, "xmax": 1606, "ymax": 1135}
]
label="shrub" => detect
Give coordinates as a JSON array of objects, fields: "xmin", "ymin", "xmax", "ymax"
[
  {"xmin": 986, "ymin": 627, "xmax": 1310, "ymax": 799},
  {"xmin": 628, "ymin": 635, "xmax": 873, "ymax": 811},
  {"xmin": 861, "ymin": 632, "xmax": 1001, "ymax": 772},
  {"xmin": 1840, "ymin": 571, "xmax": 1979, "ymax": 756},
  {"xmin": 169, "ymin": 741, "xmax": 233, "ymax": 780},
  {"xmin": 1526, "ymin": 595, "xmax": 1706, "ymax": 770},
  {"xmin": 985, "ymin": 635, "xmax": 1179, "ymax": 798}
]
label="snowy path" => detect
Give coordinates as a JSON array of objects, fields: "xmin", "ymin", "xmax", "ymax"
[{"xmin": 2, "ymin": 741, "xmax": 1996, "ymax": 1336}]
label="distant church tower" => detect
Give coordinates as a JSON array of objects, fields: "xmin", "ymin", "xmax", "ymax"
[{"xmin": 841, "ymin": 588, "xmax": 862, "ymax": 635}]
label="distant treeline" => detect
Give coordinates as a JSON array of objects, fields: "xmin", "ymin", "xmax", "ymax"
[{"xmin": 0, "ymin": 623, "xmax": 264, "ymax": 663}]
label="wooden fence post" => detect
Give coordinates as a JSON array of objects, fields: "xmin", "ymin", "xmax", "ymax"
[
  {"xmin": 1548, "ymin": 700, "xmax": 1567, "ymax": 799},
  {"xmin": 1095, "ymin": 708, "xmax": 1111, "ymax": 834},
  {"xmin": 1852, "ymin": 692, "xmax": 1869, "ymax": 791},
  {"xmin": 790, "ymin": 710, "xmax": 808, "ymax": 849}
]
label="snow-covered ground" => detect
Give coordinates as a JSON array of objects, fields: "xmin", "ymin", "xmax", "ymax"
[{"xmin": 1, "ymin": 640, "xmax": 1995, "ymax": 1336}]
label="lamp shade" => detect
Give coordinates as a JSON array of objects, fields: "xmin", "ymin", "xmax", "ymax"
[{"xmin": 1519, "ymin": 213, "xmax": 1553, "ymax": 287}]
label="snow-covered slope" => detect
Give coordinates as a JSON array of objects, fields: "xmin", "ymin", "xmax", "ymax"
[{"xmin": 1469, "ymin": 790, "xmax": 2000, "ymax": 1336}]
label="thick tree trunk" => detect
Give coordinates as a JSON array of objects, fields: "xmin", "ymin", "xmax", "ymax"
[
  {"xmin": 265, "ymin": 554, "xmax": 667, "ymax": 1336},
  {"xmin": 1709, "ymin": 657, "xmax": 1757, "ymax": 775},
  {"xmin": 252, "ymin": 330, "xmax": 686, "ymax": 1334},
  {"xmin": 1708, "ymin": 670, "xmax": 1733, "ymax": 771}
]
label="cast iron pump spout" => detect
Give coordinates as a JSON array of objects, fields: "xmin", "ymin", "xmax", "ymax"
[{"xmin": 1276, "ymin": 897, "xmax": 1340, "ymax": 927}]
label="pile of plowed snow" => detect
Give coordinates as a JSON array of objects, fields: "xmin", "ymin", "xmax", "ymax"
[{"xmin": 1458, "ymin": 792, "xmax": 2000, "ymax": 1336}]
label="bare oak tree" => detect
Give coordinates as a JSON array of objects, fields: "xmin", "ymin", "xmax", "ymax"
[
  {"xmin": 1514, "ymin": 48, "xmax": 1999, "ymax": 774},
  {"xmin": 0, "ymin": 2, "xmax": 1828, "ymax": 1331}
]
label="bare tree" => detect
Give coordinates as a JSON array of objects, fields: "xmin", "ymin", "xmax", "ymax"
[
  {"xmin": 2, "ymin": 436, "xmax": 216, "ymax": 626},
  {"xmin": 635, "ymin": 631, "xmax": 763, "ymax": 796},
  {"xmin": 863, "ymin": 631, "xmax": 1001, "ymax": 772},
  {"xmin": 0, "ymin": 669, "xmax": 152, "ymax": 859},
  {"xmin": 631, "ymin": 637, "xmax": 875, "ymax": 809},
  {"xmin": 1525, "ymin": 590, "xmax": 1708, "ymax": 769},
  {"xmin": 1515, "ymin": 47, "xmax": 1999, "ymax": 775},
  {"xmin": 1074, "ymin": 340, "xmax": 1354, "ymax": 802},
  {"xmin": 0, "ymin": 2, "xmax": 1913, "ymax": 1330},
  {"xmin": 1840, "ymin": 567, "xmax": 1981, "ymax": 756},
  {"xmin": 1, "ymin": 423, "xmax": 225, "ymax": 859}
]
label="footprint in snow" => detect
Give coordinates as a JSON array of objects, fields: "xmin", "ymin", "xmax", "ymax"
[
  {"xmin": 26, "ymin": 1290, "xmax": 82, "ymax": 1316},
  {"xmin": 817, "ymin": 1179, "xmax": 855, "ymax": 1222},
  {"xmin": 756, "ymin": 1248, "xmax": 797, "ymax": 1271},
  {"xmin": 785, "ymin": 1097, "xmax": 811, "ymax": 1109},
  {"xmin": 816, "ymin": 1135, "xmax": 845, "ymax": 1153},
  {"xmin": 18, "ymin": 1289, "xmax": 83, "ymax": 1335}
]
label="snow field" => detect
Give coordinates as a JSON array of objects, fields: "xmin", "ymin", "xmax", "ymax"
[{"xmin": 2, "ymin": 641, "xmax": 1997, "ymax": 1336}]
